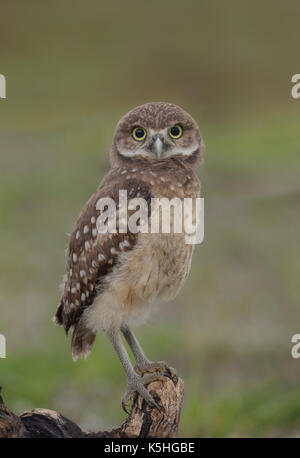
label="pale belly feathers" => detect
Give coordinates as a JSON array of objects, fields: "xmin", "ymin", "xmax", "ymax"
[{"xmin": 83, "ymin": 232, "xmax": 194, "ymax": 333}]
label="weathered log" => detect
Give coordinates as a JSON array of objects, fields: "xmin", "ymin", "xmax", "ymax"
[{"xmin": 0, "ymin": 375, "xmax": 184, "ymax": 438}]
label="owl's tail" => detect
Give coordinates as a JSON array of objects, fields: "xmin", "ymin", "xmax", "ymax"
[
  {"xmin": 53, "ymin": 301, "xmax": 64, "ymax": 326},
  {"xmin": 71, "ymin": 320, "xmax": 96, "ymax": 362},
  {"xmin": 53, "ymin": 299, "xmax": 96, "ymax": 360}
]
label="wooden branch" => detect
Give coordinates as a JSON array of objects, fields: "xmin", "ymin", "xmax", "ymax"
[{"xmin": 0, "ymin": 376, "xmax": 184, "ymax": 438}]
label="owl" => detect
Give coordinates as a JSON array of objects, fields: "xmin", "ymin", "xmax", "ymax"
[{"xmin": 54, "ymin": 102, "xmax": 204, "ymax": 412}]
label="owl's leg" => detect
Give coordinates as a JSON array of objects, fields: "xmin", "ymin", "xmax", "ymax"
[
  {"xmin": 106, "ymin": 327, "xmax": 166, "ymax": 413},
  {"xmin": 121, "ymin": 325, "xmax": 177, "ymax": 381}
]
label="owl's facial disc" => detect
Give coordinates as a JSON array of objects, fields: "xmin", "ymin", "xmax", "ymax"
[{"xmin": 112, "ymin": 103, "xmax": 203, "ymax": 166}]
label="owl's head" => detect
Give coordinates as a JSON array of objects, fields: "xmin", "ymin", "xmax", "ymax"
[{"xmin": 111, "ymin": 102, "xmax": 204, "ymax": 168}]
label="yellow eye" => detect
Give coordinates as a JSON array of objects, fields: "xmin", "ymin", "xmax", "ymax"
[
  {"xmin": 132, "ymin": 126, "xmax": 147, "ymax": 141},
  {"xmin": 169, "ymin": 124, "xmax": 183, "ymax": 139}
]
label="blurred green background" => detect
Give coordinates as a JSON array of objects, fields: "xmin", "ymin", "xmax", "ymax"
[{"xmin": 1, "ymin": 0, "xmax": 300, "ymax": 437}]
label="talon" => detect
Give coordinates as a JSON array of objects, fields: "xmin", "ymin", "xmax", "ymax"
[
  {"xmin": 122, "ymin": 402, "xmax": 128, "ymax": 414},
  {"xmin": 122, "ymin": 390, "xmax": 136, "ymax": 414},
  {"xmin": 121, "ymin": 372, "xmax": 167, "ymax": 413},
  {"xmin": 150, "ymin": 398, "xmax": 161, "ymax": 411}
]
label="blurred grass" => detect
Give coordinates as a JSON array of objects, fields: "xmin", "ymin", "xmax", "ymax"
[{"xmin": 0, "ymin": 0, "xmax": 300, "ymax": 437}]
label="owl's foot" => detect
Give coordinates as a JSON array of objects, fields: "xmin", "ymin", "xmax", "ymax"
[
  {"xmin": 135, "ymin": 360, "xmax": 178, "ymax": 383},
  {"xmin": 122, "ymin": 372, "xmax": 168, "ymax": 414}
]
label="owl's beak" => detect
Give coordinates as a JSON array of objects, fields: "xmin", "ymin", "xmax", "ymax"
[{"xmin": 151, "ymin": 135, "xmax": 164, "ymax": 158}]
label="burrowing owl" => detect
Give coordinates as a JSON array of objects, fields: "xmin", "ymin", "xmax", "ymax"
[{"xmin": 54, "ymin": 102, "xmax": 204, "ymax": 411}]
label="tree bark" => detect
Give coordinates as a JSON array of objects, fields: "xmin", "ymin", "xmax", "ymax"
[{"xmin": 0, "ymin": 375, "xmax": 184, "ymax": 438}]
